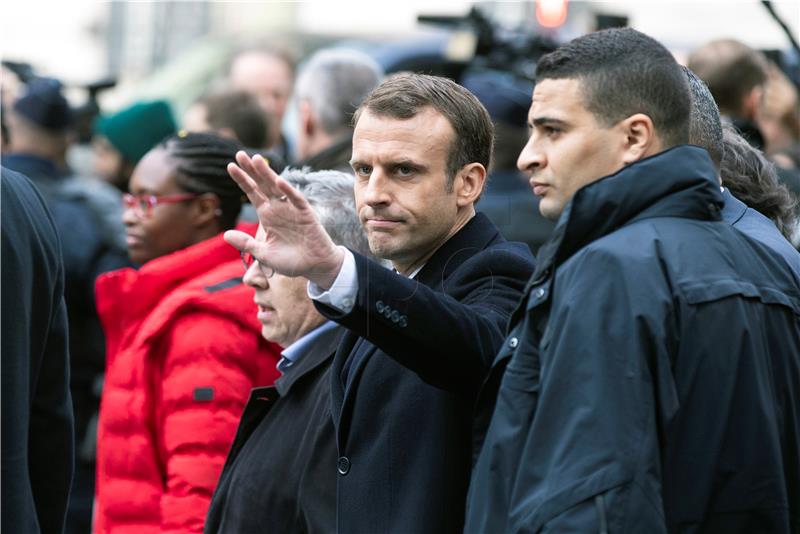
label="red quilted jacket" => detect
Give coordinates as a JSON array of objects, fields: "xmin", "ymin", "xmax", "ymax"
[{"xmin": 93, "ymin": 228, "xmax": 281, "ymax": 534}]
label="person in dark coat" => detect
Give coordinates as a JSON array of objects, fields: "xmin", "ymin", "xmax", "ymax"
[
  {"xmin": 467, "ymin": 28, "xmax": 800, "ymax": 533},
  {"xmin": 224, "ymin": 73, "xmax": 535, "ymax": 533},
  {"xmin": 4, "ymin": 78, "xmax": 130, "ymax": 534},
  {"xmin": 683, "ymin": 65, "xmax": 800, "ymax": 277},
  {"xmin": 205, "ymin": 168, "xmax": 371, "ymax": 533},
  {"xmin": 292, "ymin": 47, "xmax": 383, "ymax": 173},
  {"xmin": 1, "ymin": 167, "xmax": 74, "ymax": 534}
]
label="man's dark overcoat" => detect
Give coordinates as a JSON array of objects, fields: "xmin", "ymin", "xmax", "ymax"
[{"xmin": 315, "ymin": 212, "xmax": 535, "ymax": 533}]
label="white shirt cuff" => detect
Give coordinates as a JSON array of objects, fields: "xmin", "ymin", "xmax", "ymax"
[{"xmin": 308, "ymin": 247, "xmax": 358, "ymax": 313}]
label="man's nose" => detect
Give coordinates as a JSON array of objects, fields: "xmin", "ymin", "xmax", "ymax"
[
  {"xmin": 242, "ymin": 260, "xmax": 268, "ymax": 288},
  {"xmin": 361, "ymin": 170, "xmax": 392, "ymax": 206},
  {"xmin": 517, "ymin": 138, "xmax": 545, "ymax": 173}
]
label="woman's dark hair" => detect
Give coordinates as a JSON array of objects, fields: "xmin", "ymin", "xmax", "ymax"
[
  {"xmin": 720, "ymin": 124, "xmax": 798, "ymax": 240},
  {"xmin": 161, "ymin": 131, "xmax": 244, "ymax": 230}
]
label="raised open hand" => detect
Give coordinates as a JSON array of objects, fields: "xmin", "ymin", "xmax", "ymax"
[{"xmin": 224, "ymin": 151, "xmax": 344, "ymax": 288}]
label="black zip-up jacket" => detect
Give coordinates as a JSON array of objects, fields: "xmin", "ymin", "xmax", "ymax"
[{"xmin": 466, "ymin": 146, "xmax": 800, "ymax": 533}]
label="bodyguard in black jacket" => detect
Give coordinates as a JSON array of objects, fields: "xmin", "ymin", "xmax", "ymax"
[
  {"xmin": 467, "ymin": 29, "xmax": 800, "ymax": 533},
  {"xmin": 2, "ymin": 168, "xmax": 74, "ymax": 534},
  {"xmin": 224, "ymin": 74, "xmax": 535, "ymax": 533}
]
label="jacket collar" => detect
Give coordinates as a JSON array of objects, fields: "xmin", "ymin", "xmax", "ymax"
[
  {"xmin": 532, "ymin": 145, "xmax": 723, "ymax": 282},
  {"xmin": 274, "ymin": 325, "xmax": 346, "ymax": 396},
  {"xmin": 720, "ymin": 188, "xmax": 747, "ymax": 226},
  {"xmin": 4, "ymin": 153, "xmax": 69, "ymax": 181},
  {"xmin": 416, "ymin": 212, "xmax": 503, "ymax": 290},
  {"xmin": 96, "ymin": 223, "xmax": 257, "ymax": 326}
]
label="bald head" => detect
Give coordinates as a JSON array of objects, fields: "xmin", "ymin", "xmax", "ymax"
[{"xmin": 229, "ymin": 49, "xmax": 295, "ymax": 143}]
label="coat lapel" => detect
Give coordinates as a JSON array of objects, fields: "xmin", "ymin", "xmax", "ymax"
[{"xmin": 330, "ymin": 330, "xmax": 361, "ymax": 433}]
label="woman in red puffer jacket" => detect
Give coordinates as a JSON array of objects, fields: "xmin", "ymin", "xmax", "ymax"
[{"xmin": 93, "ymin": 132, "xmax": 281, "ymax": 533}]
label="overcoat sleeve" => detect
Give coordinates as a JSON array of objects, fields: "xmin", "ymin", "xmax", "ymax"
[{"xmin": 316, "ymin": 246, "xmax": 534, "ymax": 395}]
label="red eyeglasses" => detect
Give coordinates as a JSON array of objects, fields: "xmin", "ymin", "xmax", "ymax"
[{"xmin": 122, "ymin": 193, "xmax": 199, "ymax": 218}]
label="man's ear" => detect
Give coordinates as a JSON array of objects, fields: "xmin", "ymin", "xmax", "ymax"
[
  {"xmin": 742, "ymin": 85, "xmax": 764, "ymax": 122},
  {"xmin": 454, "ymin": 163, "xmax": 487, "ymax": 207},
  {"xmin": 299, "ymin": 100, "xmax": 315, "ymax": 137},
  {"xmin": 619, "ymin": 113, "xmax": 658, "ymax": 165},
  {"xmin": 192, "ymin": 192, "xmax": 222, "ymax": 227},
  {"xmin": 216, "ymin": 127, "xmax": 238, "ymax": 141}
]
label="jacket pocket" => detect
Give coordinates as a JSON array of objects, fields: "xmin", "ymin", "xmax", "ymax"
[
  {"xmin": 680, "ymin": 278, "xmax": 800, "ymax": 313},
  {"xmin": 511, "ymin": 463, "xmax": 631, "ymax": 533}
]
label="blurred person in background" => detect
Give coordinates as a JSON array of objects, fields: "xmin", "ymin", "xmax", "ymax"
[
  {"xmin": 3, "ymin": 77, "xmax": 130, "ymax": 534},
  {"xmin": 205, "ymin": 168, "xmax": 371, "ymax": 534},
  {"xmin": 2, "ymin": 168, "xmax": 73, "ymax": 534},
  {"xmin": 92, "ymin": 100, "xmax": 177, "ymax": 192},
  {"xmin": 684, "ymin": 65, "xmax": 800, "ymax": 271},
  {"xmin": 293, "ymin": 47, "xmax": 383, "ymax": 172},
  {"xmin": 688, "ymin": 38, "xmax": 800, "ymax": 197},
  {"xmin": 183, "ymin": 89, "xmax": 270, "ymax": 150},
  {"xmin": 465, "ymin": 70, "xmax": 555, "ymax": 253},
  {"xmin": 228, "ymin": 47, "xmax": 295, "ymax": 163},
  {"xmin": 182, "ymin": 89, "xmax": 287, "ymax": 181},
  {"xmin": 759, "ymin": 62, "xmax": 800, "ymax": 172},
  {"xmin": 93, "ymin": 132, "xmax": 282, "ymax": 534}
]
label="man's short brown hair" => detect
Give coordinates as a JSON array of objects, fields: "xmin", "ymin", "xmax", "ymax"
[
  {"xmin": 688, "ymin": 39, "xmax": 768, "ymax": 116},
  {"xmin": 353, "ymin": 73, "xmax": 494, "ymax": 189}
]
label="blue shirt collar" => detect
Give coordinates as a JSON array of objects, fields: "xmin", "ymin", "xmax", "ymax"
[{"xmin": 280, "ymin": 320, "xmax": 337, "ymax": 366}]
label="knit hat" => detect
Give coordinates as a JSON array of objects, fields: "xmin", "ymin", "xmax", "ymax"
[
  {"xmin": 13, "ymin": 77, "xmax": 73, "ymax": 131},
  {"xmin": 94, "ymin": 100, "xmax": 177, "ymax": 164}
]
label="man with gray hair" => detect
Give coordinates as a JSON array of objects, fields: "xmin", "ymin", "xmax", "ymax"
[
  {"xmin": 294, "ymin": 48, "xmax": 383, "ymax": 172},
  {"xmin": 205, "ymin": 168, "xmax": 371, "ymax": 533}
]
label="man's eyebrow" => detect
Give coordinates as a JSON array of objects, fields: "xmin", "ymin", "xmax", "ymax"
[{"xmin": 530, "ymin": 117, "xmax": 568, "ymax": 128}]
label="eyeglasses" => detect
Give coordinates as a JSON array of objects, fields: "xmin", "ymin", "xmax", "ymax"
[
  {"xmin": 241, "ymin": 251, "xmax": 275, "ymax": 278},
  {"xmin": 122, "ymin": 193, "xmax": 199, "ymax": 218}
]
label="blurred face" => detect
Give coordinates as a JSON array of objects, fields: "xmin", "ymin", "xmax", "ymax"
[
  {"xmin": 182, "ymin": 103, "xmax": 210, "ymax": 133},
  {"xmin": 92, "ymin": 135, "xmax": 125, "ymax": 185},
  {"xmin": 123, "ymin": 148, "xmax": 199, "ymax": 264},
  {"xmin": 351, "ymin": 108, "xmax": 466, "ymax": 273},
  {"xmin": 518, "ymin": 78, "xmax": 626, "ymax": 221},
  {"xmin": 230, "ymin": 53, "xmax": 293, "ymax": 125},
  {"xmin": 243, "ymin": 225, "xmax": 325, "ymax": 346}
]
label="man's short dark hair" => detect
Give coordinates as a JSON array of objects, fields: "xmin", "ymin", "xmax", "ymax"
[
  {"xmin": 687, "ymin": 39, "xmax": 768, "ymax": 116},
  {"xmin": 535, "ymin": 28, "xmax": 690, "ymax": 147},
  {"xmin": 353, "ymin": 73, "xmax": 494, "ymax": 189},
  {"xmin": 683, "ymin": 66, "xmax": 724, "ymax": 168},
  {"xmin": 198, "ymin": 90, "xmax": 269, "ymax": 149}
]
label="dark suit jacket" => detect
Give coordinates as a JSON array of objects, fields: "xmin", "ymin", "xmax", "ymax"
[
  {"xmin": 1, "ymin": 168, "xmax": 74, "ymax": 534},
  {"xmin": 205, "ymin": 325, "xmax": 347, "ymax": 534},
  {"xmin": 315, "ymin": 213, "xmax": 535, "ymax": 533}
]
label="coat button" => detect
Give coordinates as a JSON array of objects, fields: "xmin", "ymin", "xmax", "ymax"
[
  {"xmin": 391, "ymin": 310, "xmax": 400, "ymax": 323},
  {"xmin": 509, "ymin": 337, "xmax": 519, "ymax": 348},
  {"xmin": 337, "ymin": 456, "xmax": 351, "ymax": 475},
  {"xmin": 384, "ymin": 308, "xmax": 392, "ymax": 319},
  {"xmin": 376, "ymin": 300, "xmax": 385, "ymax": 313},
  {"xmin": 534, "ymin": 288, "xmax": 545, "ymax": 299}
]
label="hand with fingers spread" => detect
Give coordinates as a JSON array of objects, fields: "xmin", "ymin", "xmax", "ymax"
[{"xmin": 224, "ymin": 151, "xmax": 345, "ymax": 289}]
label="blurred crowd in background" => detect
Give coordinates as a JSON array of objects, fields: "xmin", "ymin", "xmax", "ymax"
[{"xmin": 1, "ymin": 1, "xmax": 799, "ymax": 533}]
